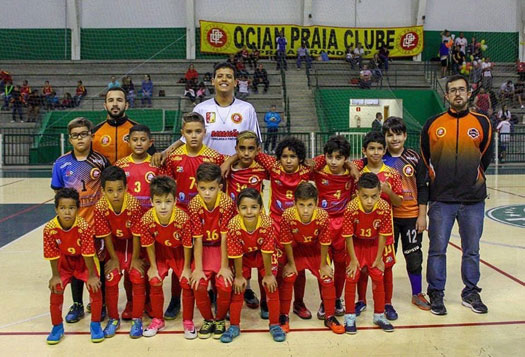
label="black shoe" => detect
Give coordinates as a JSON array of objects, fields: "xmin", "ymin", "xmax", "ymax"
[
  {"xmin": 462, "ymin": 291, "xmax": 488, "ymax": 314},
  {"xmin": 164, "ymin": 297, "xmax": 181, "ymax": 320},
  {"xmin": 244, "ymin": 288, "xmax": 260, "ymax": 309},
  {"xmin": 429, "ymin": 291, "xmax": 447, "ymax": 315}
]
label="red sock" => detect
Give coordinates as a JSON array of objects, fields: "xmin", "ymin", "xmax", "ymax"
[
  {"xmin": 132, "ymin": 283, "xmax": 146, "ymax": 319},
  {"xmin": 334, "ymin": 260, "xmax": 346, "ymax": 299},
  {"xmin": 171, "ymin": 271, "xmax": 181, "ymax": 299},
  {"xmin": 264, "ymin": 285, "xmax": 280, "ymax": 325},
  {"xmin": 216, "ymin": 287, "xmax": 232, "ymax": 321},
  {"xmin": 371, "ymin": 277, "xmax": 385, "ymax": 314},
  {"xmin": 181, "ymin": 287, "xmax": 194, "ymax": 321},
  {"xmin": 50, "ymin": 292, "xmax": 64, "ymax": 325},
  {"xmin": 258, "ymin": 273, "xmax": 267, "ymax": 304},
  {"xmin": 344, "ymin": 279, "xmax": 357, "ymax": 314},
  {"xmin": 357, "ymin": 269, "xmax": 369, "ymax": 304},
  {"xmin": 150, "ymin": 284, "xmax": 164, "ymax": 320},
  {"xmin": 384, "ymin": 267, "xmax": 393, "ymax": 305},
  {"xmin": 320, "ymin": 279, "xmax": 336, "ymax": 317},
  {"xmin": 229, "ymin": 291, "xmax": 244, "ymax": 326},
  {"xmin": 88, "ymin": 286, "xmax": 103, "ymax": 322},
  {"xmin": 293, "ymin": 270, "xmax": 306, "ymax": 304},
  {"xmin": 194, "ymin": 284, "xmax": 213, "ymax": 320},
  {"xmin": 279, "ymin": 274, "xmax": 296, "ymax": 315},
  {"xmin": 105, "ymin": 284, "xmax": 120, "ymax": 320}
]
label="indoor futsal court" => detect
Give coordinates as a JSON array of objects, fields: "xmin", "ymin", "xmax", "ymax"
[{"xmin": 0, "ymin": 173, "xmax": 523, "ymax": 356}]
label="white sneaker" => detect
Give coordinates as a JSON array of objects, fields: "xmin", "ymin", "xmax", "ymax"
[
  {"xmin": 143, "ymin": 318, "xmax": 165, "ymax": 337},
  {"xmin": 183, "ymin": 320, "xmax": 197, "ymax": 340}
]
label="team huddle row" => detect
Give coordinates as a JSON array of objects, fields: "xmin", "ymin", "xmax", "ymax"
[{"xmin": 45, "ymin": 111, "xmax": 428, "ymax": 345}]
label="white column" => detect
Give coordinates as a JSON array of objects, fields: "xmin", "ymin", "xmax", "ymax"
[
  {"xmin": 303, "ymin": 0, "xmax": 313, "ymax": 26},
  {"xmin": 519, "ymin": 0, "xmax": 525, "ymax": 61},
  {"xmin": 186, "ymin": 0, "xmax": 196, "ymax": 60},
  {"xmin": 413, "ymin": 0, "xmax": 427, "ymax": 62},
  {"xmin": 66, "ymin": 0, "xmax": 81, "ymax": 60}
]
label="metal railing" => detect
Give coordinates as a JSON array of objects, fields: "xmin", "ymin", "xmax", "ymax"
[{"xmin": 279, "ymin": 66, "xmax": 291, "ymax": 134}]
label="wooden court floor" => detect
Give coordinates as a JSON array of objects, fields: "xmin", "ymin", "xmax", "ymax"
[{"xmin": 0, "ymin": 175, "xmax": 523, "ymax": 356}]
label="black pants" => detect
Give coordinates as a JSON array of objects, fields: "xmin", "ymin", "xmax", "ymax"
[
  {"xmin": 265, "ymin": 127, "xmax": 279, "ymax": 152},
  {"xmin": 393, "ymin": 217, "xmax": 423, "ymax": 275}
]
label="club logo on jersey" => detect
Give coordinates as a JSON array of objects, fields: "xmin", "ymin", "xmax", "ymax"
[
  {"xmin": 345, "ymin": 181, "xmax": 353, "ymax": 190},
  {"xmin": 373, "ymin": 219, "xmax": 381, "ymax": 229},
  {"xmin": 230, "ymin": 192, "xmax": 236, "ymax": 201},
  {"xmin": 249, "ymin": 176, "xmax": 260, "ymax": 185},
  {"xmin": 145, "ymin": 171, "xmax": 155, "ymax": 183},
  {"xmin": 55, "ymin": 238, "xmax": 61, "ymax": 245},
  {"xmin": 403, "ymin": 164, "xmax": 414, "ymax": 177},
  {"xmin": 179, "ymin": 192, "xmax": 186, "ymax": 202},
  {"xmin": 292, "ymin": 228, "xmax": 299, "ymax": 234},
  {"xmin": 100, "ymin": 135, "xmax": 111, "ymax": 146},
  {"xmin": 206, "ymin": 112, "xmax": 216, "ymax": 124},
  {"xmin": 66, "ymin": 170, "xmax": 73, "ymax": 177},
  {"xmin": 321, "ymin": 179, "xmax": 329, "ymax": 185},
  {"xmin": 257, "ymin": 237, "xmax": 264, "ymax": 246},
  {"xmin": 123, "ymin": 134, "xmax": 129, "ymax": 143},
  {"xmin": 274, "ymin": 180, "xmax": 283, "ymax": 186},
  {"xmin": 321, "ymin": 200, "xmax": 328, "ymax": 208},
  {"xmin": 176, "ymin": 166, "xmax": 184, "ymax": 173},
  {"xmin": 436, "ymin": 127, "xmax": 446, "ymax": 138},
  {"xmin": 173, "ymin": 232, "xmax": 180, "ymax": 240},
  {"xmin": 90, "ymin": 168, "xmax": 101, "ymax": 180},
  {"xmin": 126, "ymin": 221, "xmax": 131, "ymax": 228},
  {"xmin": 467, "ymin": 128, "xmax": 480, "ymax": 139},
  {"xmin": 231, "ymin": 113, "xmax": 243, "ymax": 124},
  {"xmin": 106, "ymin": 271, "xmax": 114, "ymax": 281},
  {"xmin": 276, "ymin": 200, "xmax": 282, "ymax": 209},
  {"xmin": 314, "ymin": 229, "xmax": 319, "ymax": 236}
]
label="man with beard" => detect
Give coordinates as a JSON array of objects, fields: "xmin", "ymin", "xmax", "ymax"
[
  {"xmin": 420, "ymin": 75, "xmax": 492, "ymax": 316},
  {"xmin": 93, "ymin": 87, "xmax": 156, "ymax": 164}
]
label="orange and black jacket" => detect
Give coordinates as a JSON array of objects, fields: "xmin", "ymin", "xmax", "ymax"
[
  {"xmin": 92, "ymin": 116, "xmax": 156, "ymax": 164},
  {"xmin": 420, "ymin": 109, "xmax": 492, "ymax": 203}
]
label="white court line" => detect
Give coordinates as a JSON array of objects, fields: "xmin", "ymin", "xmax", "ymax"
[
  {"xmin": 0, "ymin": 312, "xmax": 49, "ymax": 330},
  {"xmin": 0, "ymin": 223, "xmax": 46, "ymax": 251}
]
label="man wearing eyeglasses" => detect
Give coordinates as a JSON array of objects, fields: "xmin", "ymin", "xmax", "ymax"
[{"xmin": 420, "ymin": 74, "xmax": 493, "ymax": 316}]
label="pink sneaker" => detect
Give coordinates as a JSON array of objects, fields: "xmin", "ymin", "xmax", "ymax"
[
  {"xmin": 143, "ymin": 318, "xmax": 165, "ymax": 337},
  {"xmin": 183, "ymin": 320, "xmax": 197, "ymax": 340}
]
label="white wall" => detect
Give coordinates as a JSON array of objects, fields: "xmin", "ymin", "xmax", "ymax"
[
  {"xmin": 349, "ymin": 99, "xmax": 403, "ymax": 128},
  {"xmin": 0, "ymin": 0, "xmax": 66, "ymax": 28}
]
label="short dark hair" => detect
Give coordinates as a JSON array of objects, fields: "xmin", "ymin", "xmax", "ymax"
[
  {"xmin": 324, "ymin": 135, "xmax": 350, "ymax": 158},
  {"xmin": 150, "ymin": 176, "xmax": 176, "ymax": 198},
  {"xmin": 213, "ymin": 62, "xmax": 237, "ymax": 79},
  {"xmin": 275, "ymin": 136, "xmax": 306, "ymax": 164},
  {"xmin": 445, "ymin": 74, "xmax": 469, "ymax": 92},
  {"xmin": 382, "ymin": 116, "xmax": 406, "ymax": 135},
  {"xmin": 236, "ymin": 130, "xmax": 260, "ymax": 146},
  {"xmin": 237, "ymin": 187, "xmax": 263, "ymax": 208},
  {"xmin": 362, "ymin": 131, "xmax": 385, "ymax": 149},
  {"xmin": 105, "ymin": 87, "xmax": 127, "ymax": 102},
  {"xmin": 67, "ymin": 117, "xmax": 93, "ymax": 134},
  {"xmin": 357, "ymin": 172, "xmax": 381, "ymax": 190},
  {"xmin": 196, "ymin": 163, "xmax": 222, "ymax": 183},
  {"xmin": 129, "ymin": 124, "xmax": 152, "ymax": 139},
  {"xmin": 182, "ymin": 112, "xmax": 205, "ymax": 127},
  {"xmin": 101, "ymin": 166, "xmax": 127, "ymax": 188},
  {"xmin": 54, "ymin": 188, "xmax": 80, "ymax": 208},
  {"xmin": 294, "ymin": 182, "xmax": 318, "ymax": 201},
  {"xmin": 376, "ymin": 112, "xmax": 382, "ymax": 118}
]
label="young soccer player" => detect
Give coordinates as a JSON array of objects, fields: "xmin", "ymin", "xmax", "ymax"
[
  {"xmin": 342, "ymin": 173, "xmax": 394, "ymax": 333},
  {"xmin": 44, "ymin": 188, "xmax": 104, "ymax": 344},
  {"xmin": 382, "ymin": 117, "xmax": 430, "ymax": 310},
  {"xmin": 312, "ymin": 135, "xmax": 356, "ymax": 319},
  {"xmin": 133, "ymin": 176, "xmax": 196, "ymax": 338},
  {"xmin": 94, "ymin": 166, "xmax": 144, "ymax": 338},
  {"xmin": 188, "ymin": 163, "xmax": 235, "ymax": 339},
  {"xmin": 278, "ymin": 182, "xmax": 345, "ymax": 334},
  {"xmin": 222, "ymin": 188, "xmax": 286, "ymax": 343},
  {"xmin": 354, "ymin": 131, "xmax": 403, "ymax": 320},
  {"xmin": 226, "ymin": 130, "xmax": 269, "ymax": 316},
  {"xmin": 51, "ymin": 117, "xmax": 110, "ymax": 324}
]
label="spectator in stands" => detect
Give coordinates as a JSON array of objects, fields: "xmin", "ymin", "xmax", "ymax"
[
  {"xmin": 296, "ymin": 42, "xmax": 312, "ymax": 70},
  {"xmin": 319, "ymin": 50, "xmax": 330, "ymax": 62},
  {"xmin": 514, "ymin": 79, "xmax": 524, "ymax": 108},
  {"xmin": 497, "ymin": 104, "xmax": 512, "ymax": 122},
  {"xmin": 60, "ymin": 92, "xmax": 73, "ymax": 109},
  {"xmin": 481, "ymin": 59, "xmax": 494, "ymax": 90},
  {"xmin": 345, "ymin": 46, "xmax": 357, "ymax": 70},
  {"xmin": 359, "ymin": 64, "xmax": 372, "ymax": 89},
  {"xmin": 371, "ymin": 112, "xmax": 383, "ymax": 132},
  {"xmin": 451, "ymin": 45, "xmax": 465, "ymax": 75},
  {"xmin": 236, "ymin": 58, "xmax": 249, "ymax": 77},
  {"xmin": 517, "ymin": 60, "xmax": 525, "ymax": 81},
  {"xmin": 73, "ymin": 80, "xmax": 87, "ymax": 107},
  {"xmin": 20, "ymin": 80, "xmax": 31, "ymax": 103},
  {"xmin": 471, "ymin": 61, "xmax": 482, "ymax": 88},
  {"xmin": 454, "ymin": 32, "xmax": 468, "ymax": 54},
  {"xmin": 276, "ymin": 30, "xmax": 288, "ymax": 71},
  {"xmin": 354, "ymin": 43, "xmax": 364, "ymax": 69},
  {"xmin": 441, "ymin": 29, "xmax": 452, "ymax": 44},
  {"xmin": 50, "ymin": 91, "xmax": 60, "ymax": 110},
  {"xmin": 368, "ymin": 53, "xmax": 383, "ymax": 80},
  {"xmin": 253, "ymin": 63, "xmax": 269, "ymax": 93},
  {"xmin": 196, "ymin": 82, "xmax": 207, "ymax": 103},
  {"xmin": 203, "ymin": 72, "xmax": 213, "ymax": 94},
  {"xmin": 378, "ymin": 45, "xmax": 390, "ymax": 72},
  {"xmin": 499, "ymin": 80, "xmax": 515, "ymax": 106},
  {"xmin": 10, "ymin": 85, "xmax": 23, "ymax": 122},
  {"xmin": 184, "ymin": 82, "xmax": 197, "ymax": 105},
  {"xmin": 141, "ymin": 74, "xmax": 153, "ymax": 108},
  {"xmin": 185, "ymin": 64, "xmax": 199, "ymax": 86},
  {"xmin": 250, "ymin": 46, "xmax": 260, "ymax": 68},
  {"xmin": 108, "ymin": 76, "xmax": 121, "ymax": 89},
  {"xmin": 27, "ymin": 89, "xmax": 42, "ymax": 122},
  {"xmin": 473, "ymin": 87, "xmax": 492, "ymax": 114},
  {"xmin": 439, "ymin": 40, "xmax": 450, "ymax": 78},
  {"xmin": 42, "ymin": 80, "xmax": 53, "ymax": 105},
  {"xmin": 122, "ymin": 76, "xmax": 136, "ymax": 108},
  {"xmin": 264, "ymin": 104, "xmax": 282, "ymax": 154},
  {"xmin": 239, "ymin": 46, "xmax": 256, "ymax": 69},
  {"xmin": 237, "ymin": 75, "xmax": 250, "ymax": 99},
  {"xmin": 467, "ymin": 37, "xmax": 478, "ymax": 58},
  {"xmin": 2, "ymin": 80, "xmax": 13, "ymax": 111},
  {"xmin": 227, "ymin": 54, "xmax": 237, "ymax": 66},
  {"xmin": 497, "ymin": 115, "xmax": 511, "ymax": 163}
]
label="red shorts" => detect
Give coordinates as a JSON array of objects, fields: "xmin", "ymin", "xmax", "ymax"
[
  {"xmin": 383, "ymin": 243, "xmax": 396, "ymax": 268},
  {"xmin": 346, "ymin": 239, "xmax": 383, "ymax": 283},
  {"xmin": 58, "ymin": 255, "xmax": 100, "ymax": 286},
  {"xmin": 150, "ymin": 244, "xmax": 185, "ymax": 280},
  {"xmin": 292, "ymin": 243, "xmax": 325, "ymax": 279},
  {"xmin": 106, "ymin": 238, "xmax": 133, "ymax": 271},
  {"xmin": 240, "ymin": 251, "xmax": 278, "ymax": 279},
  {"xmin": 201, "ymin": 245, "xmax": 221, "ymax": 281},
  {"xmin": 329, "ymin": 215, "xmax": 345, "ymax": 262}
]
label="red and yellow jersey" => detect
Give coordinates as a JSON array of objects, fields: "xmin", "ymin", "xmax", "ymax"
[
  {"xmin": 255, "ymin": 152, "xmax": 313, "ymax": 216},
  {"xmin": 227, "ymin": 213, "xmax": 275, "ymax": 258},
  {"xmin": 342, "ymin": 197, "xmax": 393, "ymax": 243},
  {"xmin": 358, "ymin": 163, "xmax": 403, "ymax": 206},
  {"xmin": 280, "ymin": 206, "xmax": 332, "ymax": 246},
  {"xmin": 313, "ymin": 155, "xmax": 355, "ymax": 217},
  {"xmin": 43, "ymin": 216, "xmax": 95, "ymax": 259},
  {"xmin": 115, "ymin": 154, "xmax": 158, "ymax": 211},
  {"xmin": 92, "ymin": 117, "xmax": 140, "ymax": 164},
  {"xmin": 188, "ymin": 192, "xmax": 235, "ymax": 247},
  {"xmin": 226, "ymin": 161, "xmax": 268, "ymax": 204},
  {"xmin": 133, "ymin": 207, "xmax": 192, "ymax": 248},
  {"xmin": 94, "ymin": 193, "xmax": 143, "ymax": 241},
  {"xmin": 160, "ymin": 145, "xmax": 225, "ymax": 211}
]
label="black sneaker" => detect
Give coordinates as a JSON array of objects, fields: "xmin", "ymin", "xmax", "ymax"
[
  {"xmin": 198, "ymin": 320, "xmax": 215, "ymax": 339},
  {"xmin": 244, "ymin": 288, "xmax": 260, "ymax": 309},
  {"xmin": 462, "ymin": 291, "xmax": 488, "ymax": 314},
  {"xmin": 335, "ymin": 299, "xmax": 345, "ymax": 316},
  {"xmin": 164, "ymin": 297, "xmax": 181, "ymax": 320},
  {"xmin": 429, "ymin": 291, "xmax": 447, "ymax": 315}
]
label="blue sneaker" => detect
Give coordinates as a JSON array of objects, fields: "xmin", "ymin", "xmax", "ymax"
[
  {"xmin": 130, "ymin": 318, "xmax": 143, "ymax": 339},
  {"xmin": 344, "ymin": 314, "xmax": 357, "ymax": 335},
  {"xmin": 103, "ymin": 318, "xmax": 120, "ymax": 338},
  {"xmin": 220, "ymin": 325, "xmax": 240, "ymax": 343},
  {"xmin": 90, "ymin": 321, "xmax": 105, "ymax": 343},
  {"xmin": 164, "ymin": 297, "xmax": 181, "ymax": 320},
  {"xmin": 385, "ymin": 304, "xmax": 398, "ymax": 321},
  {"xmin": 65, "ymin": 303, "xmax": 84, "ymax": 323},
  {"xmin": 373, "ymin": 313, "xmax": 394, "ymax": 332},
  {"xmin": 355, "ymin": 301, "xmax": 367, "ymax": 317},
  {"xmin": 260, "ymin": 302, "xmax": 269, "ymax": 320},
  {"xmin": 269, "ymin": 325, "xmax": 286, "ymax": 342},
  {"xmin": 46, "ymin": 323, "xmax": 64, "ymax": 345}
]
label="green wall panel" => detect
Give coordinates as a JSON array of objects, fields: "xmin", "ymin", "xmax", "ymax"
[{"xmin": 0, "ymin": 29, "xmax": 71, "ymax": 60}]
